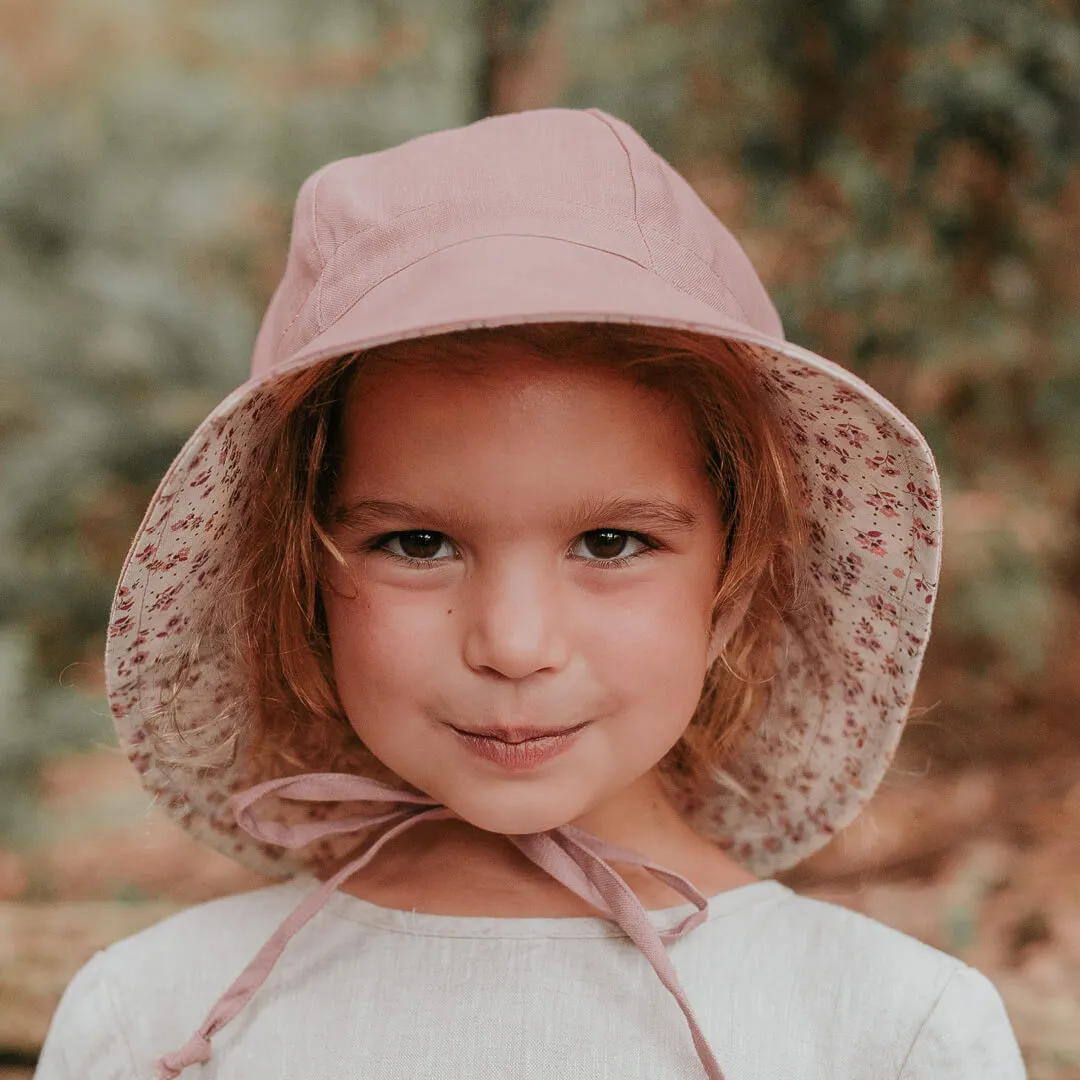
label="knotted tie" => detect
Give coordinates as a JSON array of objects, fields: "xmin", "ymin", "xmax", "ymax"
[{"xmin": 155, "ymin": 772, "xmax": 727, "ymax": 1080}]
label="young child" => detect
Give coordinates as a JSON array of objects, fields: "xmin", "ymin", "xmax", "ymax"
[{"xmin": 35, "ymin": 107, "xmax": 1026, "ymax": 1079}]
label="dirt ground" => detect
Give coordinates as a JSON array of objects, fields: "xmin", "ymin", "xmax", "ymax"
[{"xmin": 3, "ymin": 735, "xmax": 1080, "ymax": 1078}]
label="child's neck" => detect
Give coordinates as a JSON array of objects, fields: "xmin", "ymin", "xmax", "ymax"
[{"xmin": 331, "ymin": 775, "xmax": 759, "ymax": 917}]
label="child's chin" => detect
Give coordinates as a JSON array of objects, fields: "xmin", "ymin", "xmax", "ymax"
[{"xmin": 446, "ymin": 795, "xmax": 584, "ymax": 838}]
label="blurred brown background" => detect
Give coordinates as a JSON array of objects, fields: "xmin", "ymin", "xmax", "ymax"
[{"xmin": 2, "ymin": 0, "xmax": 1079, "ymax": 1076}]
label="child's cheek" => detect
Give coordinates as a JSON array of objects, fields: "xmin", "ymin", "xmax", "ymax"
[{"xmin": 322, "ymin": 577, "xmax": 449, "ymax": 731}]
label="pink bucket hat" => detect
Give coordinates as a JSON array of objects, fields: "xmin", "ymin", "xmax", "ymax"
[
  {"xmin": 108, "ymin": 105, "xmax": 941, "ymax": 881},
  {"xmin": 106, "ymin": 106, "xmax": 943, "ymax": 1080}
]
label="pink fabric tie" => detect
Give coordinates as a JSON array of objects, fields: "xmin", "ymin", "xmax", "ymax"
[{"xmin": 155, "ymin": 772, "xmax": 727, "ymax": 1080}]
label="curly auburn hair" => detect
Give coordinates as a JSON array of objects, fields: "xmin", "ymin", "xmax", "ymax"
[{"xmin": 155, "ymin": 321, "xmax": 812, "ymax": 828}]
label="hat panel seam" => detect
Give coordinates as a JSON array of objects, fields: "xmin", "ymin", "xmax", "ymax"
[
  {"xmin": 295, "ymin": 191, "xmax": 646, "ymax": 365},
  {"xmin": 273, "ymin": 195, "xmax": 452, "ymax": 357},
  {"xmin": 311, "ymin": 165, "xmax": 329, "ymax": 270},
  {"xmin": 584, "ymin": 108, "xmax": 754, "ymax": 328},
  {"xmin": 584, "ymin": 108, "xmax": 656, "ymax": 273},
  {"xmin": 310, "ymin": 233, "xmax": 656, "ymax": 353},
  {"xmin": 638, "ymin": 226, "xmax": 753, "ymax": 326},
  {"xmin": 273, "ymin": 195, "xmax": 759, "ymax": 365},
  {"xmin": 305, "ymin": 215, "xmax": 753, "ymax": 360}
]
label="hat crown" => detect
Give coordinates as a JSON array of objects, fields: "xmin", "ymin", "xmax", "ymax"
[{"xmin": 251, "ymin": 107, "xmax": 783, "ymax": 377}]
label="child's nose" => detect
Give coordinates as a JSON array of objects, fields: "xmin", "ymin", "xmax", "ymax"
[{"xmin": 461, "ymin": 559, "xmax": 571, "ymax": 679}]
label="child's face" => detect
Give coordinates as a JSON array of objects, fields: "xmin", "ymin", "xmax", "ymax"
[{"xmin": 322, "ymin": 350, "xmax": 726, "ymax": 838}]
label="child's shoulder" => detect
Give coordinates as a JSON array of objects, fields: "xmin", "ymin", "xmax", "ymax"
[
  {"xmin": 720, "ymin": 885, "xmax": 1024, "ymax": 1074},
  {"xmin": 93, "ymin": 877, "xmax": 310, "ymax": 987},
  {"xmin": 36, "ymin": 880, "xmax": 317, "ymax": 1077},
  {"xmin": 767, "ymin": 883, "xmax": 967, "ymax": 984},
  {"xmin": 755, "ymin": 885, "xmax": 1013, "ymax": 1032}
]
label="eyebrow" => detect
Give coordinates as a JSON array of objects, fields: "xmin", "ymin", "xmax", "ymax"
[{"xmin": 329, "ymin": 495, "xmax": 701, "ymax": 536}]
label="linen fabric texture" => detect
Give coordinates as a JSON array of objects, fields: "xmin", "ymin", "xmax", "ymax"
[{"xmin": 35, "ymin": 877, "xmax": 1026, "ymax": 1079}]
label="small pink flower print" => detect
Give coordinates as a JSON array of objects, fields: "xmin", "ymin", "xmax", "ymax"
[
  {"xmin": 841, "ymin": 754, "xmax": 864, "ymax": 782},
  {"xmin": 865, "ymin": 452, "xmax": 901, "ymax": 477},
  {"xmin": 854, "ymin": 617, "xmax": 882, "ymax": 652},
  {"xmin": 835, "ymin": 422, "xmax": 869, "ymax": 449},
  {"xmin": 906, "ymin": 481, "xmax": 938, "ymax": 511},
  {"xmin": 828, "ymin": 551, "xmax": 864, "ymax": 595},
  {"xmin": 821, "ymin": 486, "xmax": 854, "ymax": 513},
  {"xmin": 135, "ymin": 543, "xmax": 158, "ymax": 563},
  {"xmin": 822, "ymin": 461, "xmax": 849, "ymax": 483},
  {"xmin": 856, "ymin": 530, "xmax": 888, "ymax": 556},
  {"xmin": 866, "ymin": 593, "xmax": 899, "ymax": 624},
  {"xmin": 815, "ymin": 596, "xmax": 837, "ymax": 627},
  {"xmin": 770, "ymin": 372, "xmax": 802, "ymax": 394},
  {"xmin": 109, "ymin": 615, "xmax": 135, "ymax": 639},
  {"xmin": 150, "ymin": 583, "xmax": 185, "ymax": 613},
  {"xmin": 128, "ymin": 750, "xmax": 152, "ymax": 774},
  {"xmin": 866, "ymin": 489, "xmax": 902, "ymax": 518},
  {"xmin": 893, "ymin": 567, "xmax": 905, "ymax": 579},
  {"xmin": 782, "ymin": 417, "xmax": 809, "ymax": 446},
  {"xmin": 189, "ymin": 469, "xmax": 212, "ymax": 488},
  {"xmin": 880, "ymin": 654, "xmax": 901, "ymax": 678},
  {"xmin": 910, "ymin": 516, "xmax": 937, "ymax": 547},
  {"xmin": 841, "ymin": 673, "xmax": 865, "ymax": 703},
  {"xmin": 839, "ymin": 646, "xmax": 867, "ymax": 672},
  {"xmin": 833, "ymin": 385, "xmax": 861, "ymax": 405}
]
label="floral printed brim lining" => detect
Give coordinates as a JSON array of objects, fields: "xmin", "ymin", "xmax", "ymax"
[{"xmin": 106, "ymin": 318, "xmax": 941, "ymax": 881}]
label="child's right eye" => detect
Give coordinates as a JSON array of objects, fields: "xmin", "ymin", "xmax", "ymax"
[{"xmin": 373, "ymin": 531, "xmax": 455, "ymax": 566}]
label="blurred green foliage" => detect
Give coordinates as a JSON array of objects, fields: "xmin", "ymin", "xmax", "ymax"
[{"xmin": 2, "ymin": 0, "xmax": 1079, "ymax": 839}]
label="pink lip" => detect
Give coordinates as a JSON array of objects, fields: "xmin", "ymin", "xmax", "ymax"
[
  {"xmin": 450, "ymin": 723, "xmax": 589, "ymax": 771},
  {"xmin": 453, "ymin": 722, "xmax": 589, "ymax": 743}
]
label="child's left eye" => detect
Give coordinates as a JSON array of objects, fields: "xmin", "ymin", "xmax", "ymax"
[{"xmin": 571, "ymin": 530, "xmax": 653, "ymax": 565}]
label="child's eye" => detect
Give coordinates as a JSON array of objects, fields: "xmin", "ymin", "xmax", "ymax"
[
  {"xmin": 376, "ymin": 531, "xmax": 455, "ymax": 565},
  {"xmin": 570, "ymin": 530, "xmax": 655, "ymax": 567}
]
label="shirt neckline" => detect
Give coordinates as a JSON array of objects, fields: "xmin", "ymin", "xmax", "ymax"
[{"xmin": 288, "ymin": 873, "xmax": 793, "ymax": 939}]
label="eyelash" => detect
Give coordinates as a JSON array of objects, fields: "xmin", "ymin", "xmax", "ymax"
[{"xmin": 364, "ymin": 530, "xmax": 661, "ymax": 571}]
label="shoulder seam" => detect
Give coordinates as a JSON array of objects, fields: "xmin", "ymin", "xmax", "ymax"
[{"xmin": 893, "ymin": 962, "xmax": 964, "ymax": 1079}]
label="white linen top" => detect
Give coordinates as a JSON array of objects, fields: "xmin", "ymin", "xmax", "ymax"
[{"xmin": 35, "ymin": 874, "xmax": 1026, "ymax": 1079}]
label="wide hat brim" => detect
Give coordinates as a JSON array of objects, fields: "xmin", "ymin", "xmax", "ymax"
[{"xmin": 106, "ymin": 232, "xmax": 942, "ymax": 879}]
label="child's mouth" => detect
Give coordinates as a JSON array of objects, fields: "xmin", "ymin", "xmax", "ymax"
[{"xmin": 449, "ymin": 722, "xmax": 590, "ymax": 770}]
